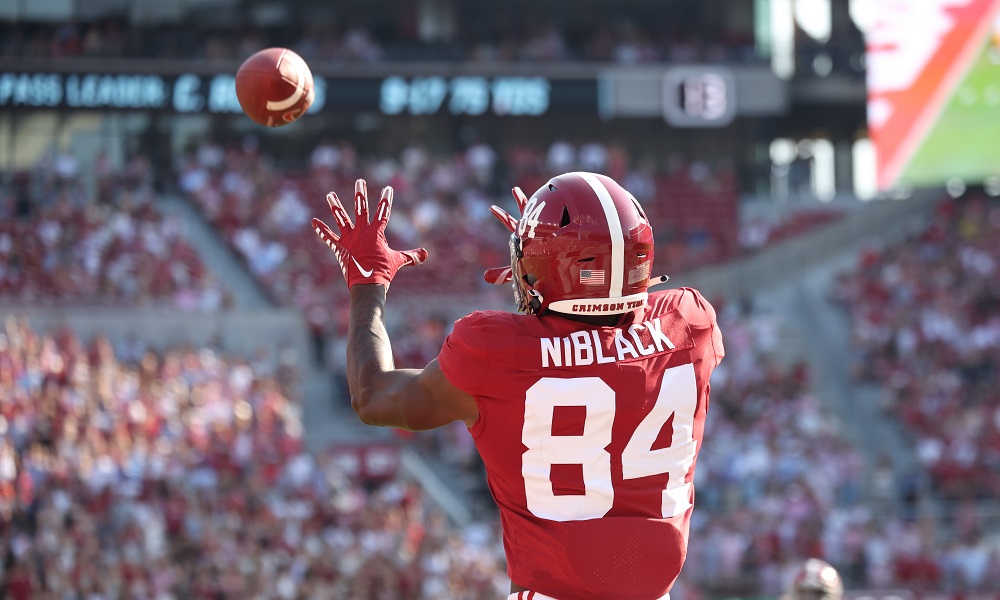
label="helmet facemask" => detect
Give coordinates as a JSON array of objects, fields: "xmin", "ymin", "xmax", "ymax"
[{"xmin": 509, "ymin": 233, "xmax": 544, "ymax": 314}]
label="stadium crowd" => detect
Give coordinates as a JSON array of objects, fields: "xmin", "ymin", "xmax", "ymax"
[
  {"xmin": 3, "ymin": 144, "xmax": 998, "ymax": 595},
  {"xmin": 678, "ymin": 303, "xmax": 866, "ymax": 595},
  {"xmin": 679, "ymin": 303, "xmax": 1000, "ymax": 595},
  {"xmin": 835, "ymin": 195, "xmax": 1000, "ymax": 505},
  {"xmin": 0, "ymin": 18, "xmax": 757, "ymax": 65},
  {"xmin": 0, "ymin": 317, "xmax": 508, "ymax": 599},
  {"xmin": 177, "ymin": 137, "xmax": 850, "ymax": 363},
  {"xmin": 2, "ymin": 301, "xmax": 996, "ymax": 598},
  {"xmin": 0, "ymin": 154, "xmax": 224, "ymax": 311},
  {"xmin": 178, "ymin": 139, "xmax": 764, "ymax": 340}
]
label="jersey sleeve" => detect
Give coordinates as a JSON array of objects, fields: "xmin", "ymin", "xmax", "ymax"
[
  {"xmin": 674, "ymin": 287, "xmax": 725, "ymax": 367},
  {"xmin": 437, "ymin": 312, "xmax": 492, "ymax": 397}
]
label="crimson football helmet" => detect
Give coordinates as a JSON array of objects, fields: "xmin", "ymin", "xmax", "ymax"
[
  {"xmin": 786, "ymin": 559, "xmax": 844, "ymax": 600},
  {"xmin": 487, "ymin": 172, "xmax": 658, "ymax": 315}
]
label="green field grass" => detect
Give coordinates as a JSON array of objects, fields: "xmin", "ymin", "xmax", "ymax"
[{"xmin": 901, "ymin": 42, "xmax": 1000, "ymax": 187}]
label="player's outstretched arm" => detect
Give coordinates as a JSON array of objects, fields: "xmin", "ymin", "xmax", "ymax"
[
  {"xmin": 311, "ymin": 179, "xmax": 476, "ymax": 431},
  {"xmin": 347, "ymin": 284, "xmax": 478, "ymax": 431}
]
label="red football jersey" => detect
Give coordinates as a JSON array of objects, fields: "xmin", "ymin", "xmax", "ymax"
[{"xmin": 438, "ymin": 288, "xmax": 724, "ymax": 600}]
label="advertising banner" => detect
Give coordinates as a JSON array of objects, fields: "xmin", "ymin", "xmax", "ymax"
[
  {"xmin": 867, "ymin": 0, "xmax": 1000, "ymax": 188},
  {"xmin": 0, "ymin": 71, "xmax": 598, "ymax": 117}
]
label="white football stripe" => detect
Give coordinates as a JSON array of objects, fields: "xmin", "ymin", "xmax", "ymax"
[
  {"xmin": 266, "ymin": 51, "xmax": 306, "ymax": 112},
  {"xmin": 574, "ymin": 172, "xmax": 624, "ymax": 298}
]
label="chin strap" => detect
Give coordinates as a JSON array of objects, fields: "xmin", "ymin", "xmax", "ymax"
[
  {"xmin": 486, "ymin": 271, "xmax": 669, "ymax": 293},
  {"xmin": 648, "ymin": 275, "xmax": 670, "ymax": 288}
]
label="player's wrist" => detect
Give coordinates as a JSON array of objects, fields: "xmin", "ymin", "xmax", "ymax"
[
  {"xmin": 349, "ymin": 283, "xmax": 389, "ymax": 301},
  {"xmin": 349, "ymin": 283, "xmax": 389, "ymax": 327},
  {"xmin": 344, "ymin": 260, "xmax": 395, "ymax": 288}
]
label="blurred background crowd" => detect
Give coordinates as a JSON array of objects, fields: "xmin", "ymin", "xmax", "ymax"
[
  {"xmin": 835, "ymin": 197, "xmax": 1000, "ymax": 506},
  {"xmin": 0, "ymin": 317, "xmax": 507, "ymax": 599},
  {"xmin": 0, "ymin": 17, "xmax": 759, "ymax": 65},
  {"xmin": 1, "ymin": 0, "xmax": 998, "ymax": 598},
  {"xmin": 0, "ymin": 156, "xmax": 224, "ymax": 310}
]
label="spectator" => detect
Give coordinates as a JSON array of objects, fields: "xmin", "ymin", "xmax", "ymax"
[
  {"xmin": 0, "ymin": 318, "xmax": 510, "ymax": 599},
  {"xmin": 0, "ymin": 167, "xmax": 224, "ymax": 310},
  {"xmin": 0, "ymin": 18, "xmax": 764, "ymax": 65},
  {"xmin": 835, "ymin": 195, "xmax": 1000, "ymax": 503}
]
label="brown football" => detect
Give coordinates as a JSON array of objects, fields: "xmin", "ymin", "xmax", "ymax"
[{"xmin": 235, "ymin": 48, "xmax": 315, "ymax": 127}]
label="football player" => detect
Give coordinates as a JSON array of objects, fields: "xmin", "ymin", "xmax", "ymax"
[
  {"xmin": 312, "ymin": 173, "xmax": 725, "ymax": 600},
  {"xmin": 783, "ymin": 559, "xmax": 844, "ymax": 600}
]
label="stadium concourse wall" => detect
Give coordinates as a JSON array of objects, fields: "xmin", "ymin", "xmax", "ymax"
[
  {"xmin": 679, "ymin": 190, "xmax": 942, "ymax": 300},
  {"xmin": 0, "ymin": 306, "xmax": 312, "ymax": 366}
]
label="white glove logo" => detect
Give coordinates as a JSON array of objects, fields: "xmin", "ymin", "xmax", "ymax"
[{"xmin": 352, "ymin": 257, "xmax": 374, "ymax": 278}]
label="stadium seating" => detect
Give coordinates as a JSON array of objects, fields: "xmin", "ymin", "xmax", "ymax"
[
  {"xmin": 831, "ymin": 193, "xmax": 1000, "ymax": 592},
  {"xmin": 3, "ymin": 296, "xmax": 995, "ymax": 596},
  {"xmin": 678, "ymin": 304, "xmax": 864, "ymax": 594},
  {"xmin": 0, "ymin": 318, "xmax": 508, "ymax": 599},
  {"xmin": 679, "ymin": 298, "xmax": 1000, "ymax": 594},
  {"xmin": 2, "ymin": 158, "xmax": 984, "ymax": 596},
  {"xmin": 6, "ymin": 2, "xmax": 996, "ymax": 596},
  {"xmin": 837, "ymin": 195, "xmax": 1000, "ymax": 504},
  {"xmin": 180, "ymin": 139, "xmax": 841, "ymax": 325},
  {"xmin": 0, "ymin": 19, "xmax": 757, "ymax": 64},
  {"xmin": 0, "ymin": 160, "xmax": 223, "ymax": 310}
]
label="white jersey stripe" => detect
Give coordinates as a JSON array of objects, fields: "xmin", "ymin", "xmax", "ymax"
[{"xmin": 573, "ymin": 172, "xmax": 624, "ymax": 298}]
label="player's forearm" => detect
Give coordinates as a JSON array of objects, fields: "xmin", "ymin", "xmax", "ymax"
[{"xmin": 347, "ymin": 284, "xmax": 401, "ymax": 425}]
